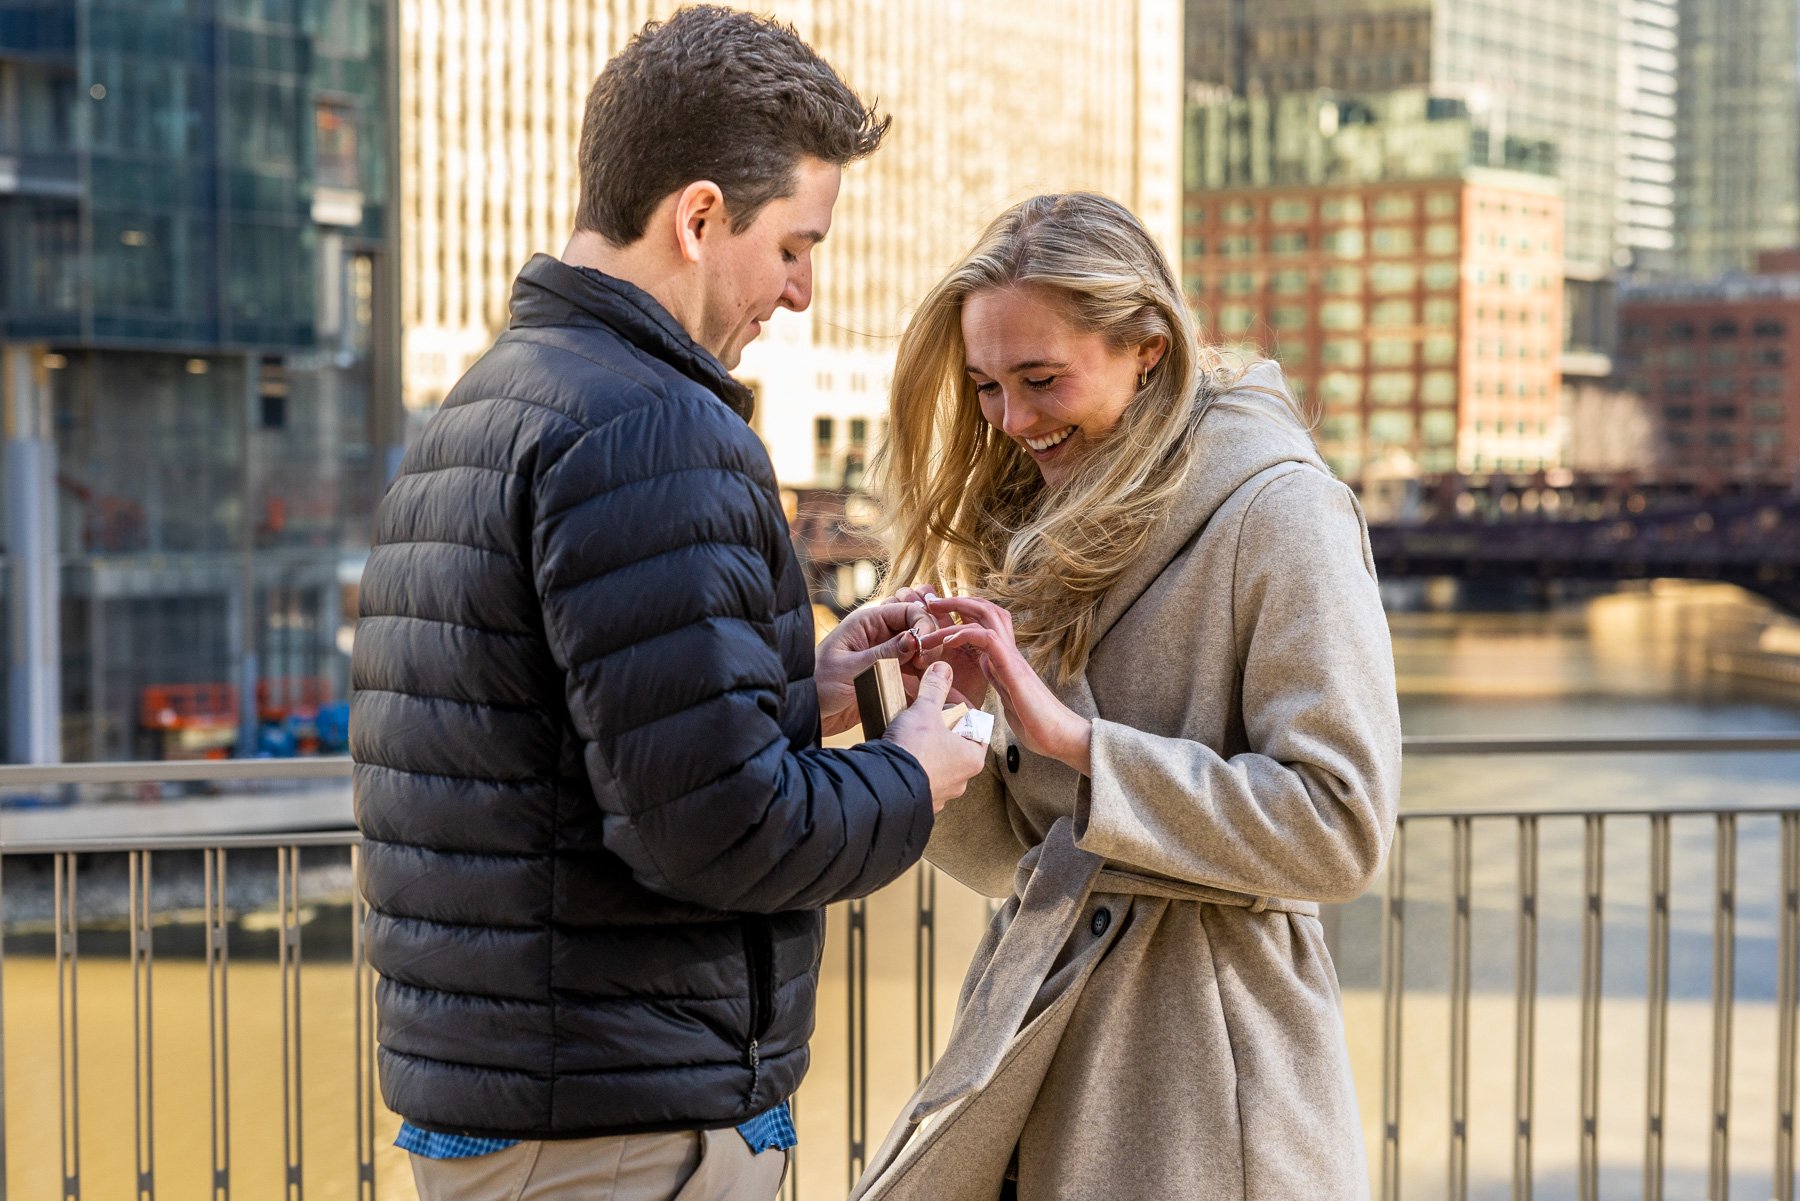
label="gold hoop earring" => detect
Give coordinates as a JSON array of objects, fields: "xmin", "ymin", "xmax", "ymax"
[{"xmin": 1138, "ymin": 367, "xmax": 1149, "ymax": 388}]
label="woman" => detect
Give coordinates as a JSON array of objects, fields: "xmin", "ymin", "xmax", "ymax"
[{"xmin": 854, "ymin": 193, "xmax": 1402, "ymax": 1201}]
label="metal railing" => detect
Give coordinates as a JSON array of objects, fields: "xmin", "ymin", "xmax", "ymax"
[{"xmin": 1, "ymin": 738, "xmax": 1798, "ymax": 1200}]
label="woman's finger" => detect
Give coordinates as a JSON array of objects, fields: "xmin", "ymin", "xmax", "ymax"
[{"xmin": 924, "ymin": 594, "xmax": 1012, "ymax": 634}]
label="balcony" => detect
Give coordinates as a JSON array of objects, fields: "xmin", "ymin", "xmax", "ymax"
[{"xmin": 2, "ymin": 736, "xmax": 1798, "ymax": 1200}]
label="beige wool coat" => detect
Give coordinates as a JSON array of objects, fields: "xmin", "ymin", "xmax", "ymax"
[{"xmin": 852, "ymin": 363, "xmax": 1403, "ymax": 1201}]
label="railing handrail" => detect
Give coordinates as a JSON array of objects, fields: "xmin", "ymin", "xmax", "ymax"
[
  {"xmin": 0, "ymin": 830, "xmax": 362, "ymax": 854},
  {"xmin": 0, "ymin": 733, "xmax": 1791, "ymax": 790}
]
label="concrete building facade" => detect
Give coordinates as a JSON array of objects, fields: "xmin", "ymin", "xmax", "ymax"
[{"xmin": 398, "ymin": 0, "xmax": 1183, "ymax": 490}]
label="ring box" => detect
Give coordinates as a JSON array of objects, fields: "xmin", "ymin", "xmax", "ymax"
[{"xmin": 854, "ymin": 659, "xmax": 908, "ymax": 738}]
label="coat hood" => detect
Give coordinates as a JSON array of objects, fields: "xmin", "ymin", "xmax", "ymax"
[{"xmin": 1091, "ymin": 360, "xmax": 1328, "ymax": 645}]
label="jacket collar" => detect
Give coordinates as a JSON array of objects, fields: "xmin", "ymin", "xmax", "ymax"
[
  {"xmin": 506, "ymin": 253, "xmax": 758, "ymax": 421},
  {"xmin": 1088, "ymin": 360, "xmax": 1329, "ymax": 649}
]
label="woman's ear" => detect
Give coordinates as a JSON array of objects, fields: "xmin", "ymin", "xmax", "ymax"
[{"xmin": 1137, "ymin": 333, "xmax": 1169, "ymax": 375}]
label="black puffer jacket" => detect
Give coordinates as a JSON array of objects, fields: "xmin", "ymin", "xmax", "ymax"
[{"xmin": 351, "ymin": 254, "xmax": 933, "ymax": 1138}]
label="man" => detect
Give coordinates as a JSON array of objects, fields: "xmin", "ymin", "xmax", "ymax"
[{"xmin": 350, "ymin": 8, "xmax": 986, "ymax": 1199}]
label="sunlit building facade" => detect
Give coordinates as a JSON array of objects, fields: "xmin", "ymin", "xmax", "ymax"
[{"xmin": 398, "ymin": 0, "xmax": 1183, "ymax": 487}]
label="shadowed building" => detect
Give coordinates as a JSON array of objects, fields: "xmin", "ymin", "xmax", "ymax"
[{"xmin": 0, "ymin": 0, "xmax": 400, "ymax": 761}]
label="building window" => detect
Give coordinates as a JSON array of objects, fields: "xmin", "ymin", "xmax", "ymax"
[
  {"xmin": 1222, "ymin": 272, "xmax": 1257, "ymax": 296},
  {"xmin": 1270, "ymin": 199, "xmax": 1312, "ymax": 223},
  {"xmin": 1369, "ymin": 411, "xmax": 1415, "ymax": 444},
  {"xmin": 1667, "ymin": 321, "xmax": 1696, "ymax": 341},
  {"xmin": 1372, "ymin": 263, "xmax": 1418, "ymax": 293},
  {"xmin": 1422, "ymin": 371, "xmax": 1456, "ymax": 403},
  {"xmin": 1708, "ymin": 347, "xmax": 1740, "ymax": 368},
  {"xmin": 1272, "ymin": 306, "xmax": 1308, "ymax": 329},
  {"xmin": 1322, "ymin": 197, "xmax": 1364, "ymax": 222},
  {"xmin": 1423, "ymin": 262, "xmax": 1460, "ymax": 290},
  {"xmin": 1321, "ymin": 372, "xmax": 1362, "ymax": 404},
  {"xmin": 1374, "ymin": 194, "xmax": 1417, "ymax": 220},
  {"xmin": 1322, "ymin": 340, "xmax": 1363, "ymax": 367},
  {"xmin": 1324, "ymin": 266, "xmax": 1363, "ymax": 294},
  {"xmin": 1218, "ymin": 306, "xmax": 1256, "ymax": 333},
  {"xmin": 1272, "ymin": 269, "xmax": 1310, "ymax": 295},
  {"xmin": 1421, "ymin": 410, "xmax": 1456, "ymax": 443},
  {"xmin": 1708, "ymin": 320, "xmax": 1741, "ymax": 339},
  {"xmin": 1754, "ymin": 319, "xmax": 1787, "ymax": 338},
  {"xmin": 1756, "ymin": 347, "xmax": 1786, "ymax": 366},
  {"xmin": 1183, "ymin": 237, "xmax": 1207, "ymax": 259},
  {"xmin": 1709, "ymin": 404, "xmax": 1740, "ymax": 421},
  {"xmin": 1423, "ymin": 298, "xmax": 1457, "ymax": 325},
  {"xmin": 1753, "ymin": 375, "xmax": 1785, "ymax": 394},
  {"xmin": 1753, "ymin": 403, "xmax": 1784, "ymax": 421},
  {"xmin": 1370, "ymin": 372, "xmax": 1415, "ymax": 405},
  {"xmin": 1707, "ymin": 378, "xmax": 1736, "ymax": 397},
  {"xmin": 1424, "ymin": 224, "xmax": 1459, "ymax": 254},
  {"xmin": 814, "ymin": 416, "xmax": 836, "ymax": 482},
  {"xmin": 1320, "ymin": 301, "xmax": 1365, "ymax": 330},
  {"xmin": 1371, "ymin": 227, "xmax": 1415, "ymax": 254},
  {"xmin": 1371, "ymin": 338, "xmax": 1413, "ymax": 366},
  {"xmin": 1371, "ymin": 299, "xmax": 1416, "ymax": 327},
  {"xmin": 1425, "ymin": 191, "xmax": 1458, "ymax": 217},
  {"xmin": 1270, "ymin": 232, "xmax": 1309, "ymax": 254},
  {"xmin": 1224, "ymin": 202, "xmax": 1256, "ymax": 224},
  {"xmin": 1323, "ymin": 230, "xmax": 1365, "ymax": 257},
  {"xmin": 1423, "ymin": 334, "xmax": 1456, "ymax": 364},
  {"xmin": 315, "ymin": 102, "xmax": 361, "ymax": 190},
  {"xmin": 1220, "ymin": 235, "xmax": 1256, "ymax": 256}
]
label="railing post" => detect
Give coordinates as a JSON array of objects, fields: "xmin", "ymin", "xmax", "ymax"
[
  {"xmin": 1449, "ymin": 817, "xmax": 1472, "ymax": 1201},
  {"xmin": 278, "ymin": 847, "xmax": 303, "ymax": 1201},
  {"xmin": 915, "ymin": 866, "xmax": 937, "ymax": 1086},
  {"xmin": 206, "ymin": 848, "xmax": 231, "ymax": 1201},
  {"xmin": 55, "ymin": 852, "xmax": 79, "ymax": 1201},
  {"xmin": 1380, "ymin": 822, "xmax": 1407, "ymax": 1201},
  {"xmin": 1578, "ymin": 815, "xmax": 1604, "ymax": 1201},
  {"xmin": 1711, "ymin": 813, "xmax": 1738, "ymax": 1201},
  {"xmin": 1777, "ymin": 811, "xmax": 1798, "ymax": 1201},
  {"xmin": 846, "ymin": 897, "xmax": 869, "ymax": 1191},
  {"xmin": 130, "ymin": 850, "xmax": 155, "ymax": 1201},
  {"xmin": 350, "ymin": 847, "xmax": 376, "ymax": 1201},
  {"xmin": 1646, "ymin": 813, "xmax": 1672, "ymax": 1201},
  {"xmin": 1514, "ymin": 815, "xmax": 1538, "ymax": 1201}
]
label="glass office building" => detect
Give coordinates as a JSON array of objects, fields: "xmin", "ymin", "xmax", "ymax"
[{"xmin": 0, "ymin": 0, "xmax": 399, "ymax": 761}]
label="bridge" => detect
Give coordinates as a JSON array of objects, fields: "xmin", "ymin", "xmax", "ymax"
[{"xmin": 1368, "ymin": 494, "xmax": 1800, "ymax": 615}]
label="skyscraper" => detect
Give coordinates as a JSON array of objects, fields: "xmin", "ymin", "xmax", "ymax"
[
  {"xmin": 1674, "ymin": 0, "xmax": 1800, "ymax": 276},
  {"xmin": 398, "ymin": 0, "xmax": 1183, "ymax": 487},
  {"xmin": 0, "ymin": 0, "xmax": 401, "ymax": 761}
]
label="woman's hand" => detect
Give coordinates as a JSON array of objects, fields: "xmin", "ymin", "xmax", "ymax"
[
  {"xmin": 921, "ymin": 595, "xmax": 1093, "ymax": 775},
  {"xmin": 881, "ymin": 583, "xmax": 988, "ymax": 710},
  {"xmin": 815, "ymin": 598, "xmax": 936, "ymax": 736}
]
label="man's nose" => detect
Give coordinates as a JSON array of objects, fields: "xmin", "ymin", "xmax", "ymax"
[{"xmin": 781, "ymin": 261, "xmax": 812, "ymax": 312}]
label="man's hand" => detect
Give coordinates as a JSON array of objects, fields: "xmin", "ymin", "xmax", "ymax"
[
  {"xmin": 883, "ymin": 662, "xmax": 988, "ymax": 813},
  {"xmin": 815, "ymin": 598, "xmax": 937, "ymax": 736}
]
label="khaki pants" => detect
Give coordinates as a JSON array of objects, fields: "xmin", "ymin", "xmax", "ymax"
[{"xmin": 409, "ymin": 1127, "xmax": 789, "ymax": 1201}]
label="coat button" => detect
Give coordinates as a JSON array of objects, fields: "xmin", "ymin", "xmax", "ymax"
[
  {"xmin": 1090, "ymin": 908, "xmax": 1111, "ymax": 936},
  {"xmin": 1005, "ymin": 744, "xmax": 1020, "ymax": 773}
]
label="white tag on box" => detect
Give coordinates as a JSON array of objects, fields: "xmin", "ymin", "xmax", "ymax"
[{"xmin": 951, "ymin": 708, "xmax": 995, "ymax": 749}]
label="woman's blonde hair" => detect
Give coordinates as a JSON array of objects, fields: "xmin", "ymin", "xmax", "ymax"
[{"xmin": 875, "ymin": 192, "xmax": 1285, "ymax": 683}]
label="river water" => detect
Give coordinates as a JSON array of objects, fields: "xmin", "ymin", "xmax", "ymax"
[{"xmin": 4, "ymin": 581, "xmax": 1798, "ymax": 1200}]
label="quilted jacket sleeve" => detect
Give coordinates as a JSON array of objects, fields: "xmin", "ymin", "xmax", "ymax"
[{"xmin": 533, "ymin": 391, "xmax": 934, "ymax": 914}]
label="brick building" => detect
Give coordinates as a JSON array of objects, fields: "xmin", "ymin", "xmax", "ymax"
[
  {"xmin": 1184, "ymin": 169, "xmax": 1563, "ymax": 479},
  {"xmin": 1616, "ymin": 255, "xmax": 1800, "ymax": 485}
]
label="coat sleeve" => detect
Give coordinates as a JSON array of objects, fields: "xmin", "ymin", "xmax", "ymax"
[
  {"xmin": 1073, "ymin": 469, "xmax": 1401, "ymax": 903},
  {"xmin": 532, "ymin": 396, "xmax": 934, "ymax": 913},
  {"xmin": 923, "ymin": 740, "xmax": 1023, "ymax": 898}
]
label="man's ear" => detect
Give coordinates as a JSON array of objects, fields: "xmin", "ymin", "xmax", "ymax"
[{"xmin": 672, "ymin": 180, "xmax": 726, "ymax": 265}]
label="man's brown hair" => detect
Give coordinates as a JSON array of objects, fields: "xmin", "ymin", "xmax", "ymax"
[{"xmin": 576, "ymin": 5, "xmax": 889, "ymax": 245}]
